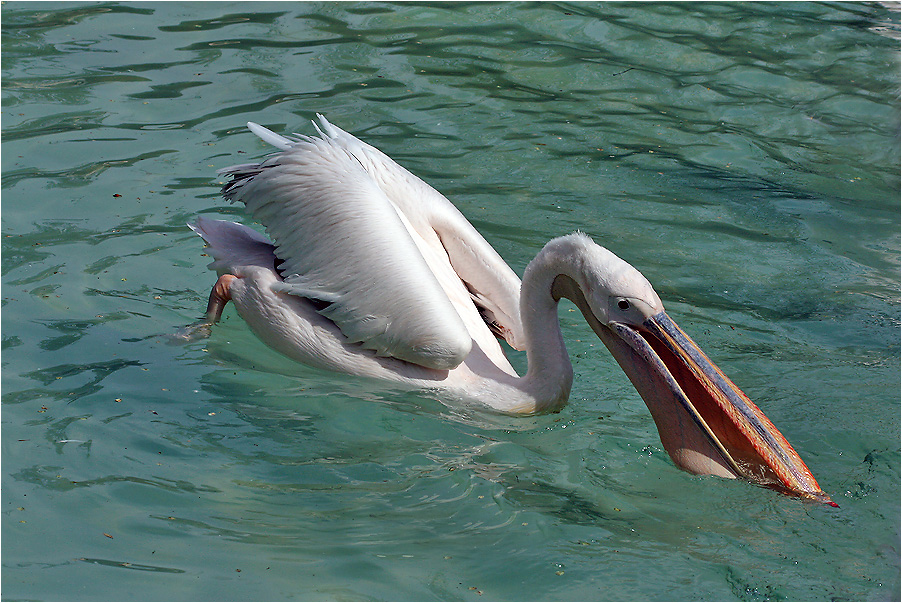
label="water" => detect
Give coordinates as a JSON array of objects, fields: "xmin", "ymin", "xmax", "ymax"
[{"xmin": 2, "ymin": 2, "xmax": 899, "ymax": 600}]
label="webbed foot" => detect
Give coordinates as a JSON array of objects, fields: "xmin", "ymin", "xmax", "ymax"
[{"xmin": 167, "ymin": 274, "xmax": 238, "ymax": 343}]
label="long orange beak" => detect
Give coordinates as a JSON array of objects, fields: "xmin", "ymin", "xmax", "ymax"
[{"xmin": 594, "ymin": 311, "xmax": 834, "ymax": 505}]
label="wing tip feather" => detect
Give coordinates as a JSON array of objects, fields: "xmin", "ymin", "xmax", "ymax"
[{"xmin": 247, "ymin": 121, "xmax": 293, "ymax": 150}]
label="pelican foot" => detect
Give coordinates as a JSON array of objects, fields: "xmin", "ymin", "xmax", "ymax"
[
  {"xmin": 166, "ymin": 274, "xmax": 238, "ymax": 344},
  {"xmin": 167, "ymin": 320, "xmax": 214, "ymax": 343}
]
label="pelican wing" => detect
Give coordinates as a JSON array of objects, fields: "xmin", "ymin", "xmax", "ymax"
[
  {"xmin": 219, "ymin": 125, "xmax": 472, "ymax": 370},
  {"xmin": 311, "ymin": 115, "xmax": 525, "ymax": 350}
]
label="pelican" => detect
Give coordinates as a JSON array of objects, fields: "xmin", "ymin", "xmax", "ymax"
[{"xmin": 189, "ymin": 115, "xmax": 832, "ymax": 504}]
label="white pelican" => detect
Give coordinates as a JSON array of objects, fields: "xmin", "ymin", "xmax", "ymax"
[{"xmin": 189, "ymin": 115, "xmax": 833, "ymax": 504}]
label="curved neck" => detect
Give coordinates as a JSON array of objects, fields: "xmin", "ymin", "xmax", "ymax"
[{"xmin": 515, "ymin": 256, "xmax": 577, "ymax": 412}]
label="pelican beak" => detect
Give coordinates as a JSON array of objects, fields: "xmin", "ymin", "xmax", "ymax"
[{"xmin": 594, "ymin": 311, "xmax": 834, "ymax": 505}]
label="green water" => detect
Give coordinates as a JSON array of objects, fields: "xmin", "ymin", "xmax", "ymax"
[{"xmin": 2, "ymin": 2, "xmax": 899, "ymax": 600}]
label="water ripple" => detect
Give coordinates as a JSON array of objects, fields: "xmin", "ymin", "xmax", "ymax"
[{"xmin": 1, "ymin": 2, "xmax": 898, "ymax": 601}]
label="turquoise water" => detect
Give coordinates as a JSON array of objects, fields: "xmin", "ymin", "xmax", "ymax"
[{"xmin": 2, "ymin": 1, "xmax": 899, "ymax": 600}]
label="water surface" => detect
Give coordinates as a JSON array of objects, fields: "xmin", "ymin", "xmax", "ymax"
[{"xmin": 2, "ymin": 2, "xmax": 900, "ymax": 601}]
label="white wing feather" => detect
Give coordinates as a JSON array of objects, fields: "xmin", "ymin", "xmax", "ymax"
[
  {"xmin": 308, "ymin": 115, "xmax": 525, "ymax": 350},
  {"xmin": 219, "ymin": 116, "xmax": 527, "ymax": 372},
  {"xmin": 220, "ymin": 124, "xmax": 472, "ymax": 370}
]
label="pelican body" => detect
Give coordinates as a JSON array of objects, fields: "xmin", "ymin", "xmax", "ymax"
[{"xmin": 190, "ymin": 115, "xmax": 832, "ymax": 504}]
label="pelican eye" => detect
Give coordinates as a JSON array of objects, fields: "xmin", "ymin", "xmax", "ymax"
[{"xmin": 617, "ymin": 300, "xmax": 631, "ymax": 311}]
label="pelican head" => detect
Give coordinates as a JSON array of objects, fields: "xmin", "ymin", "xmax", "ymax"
[{"xmin": 532, "ymin": 234, "xmax": 833, "ymax": 504}]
